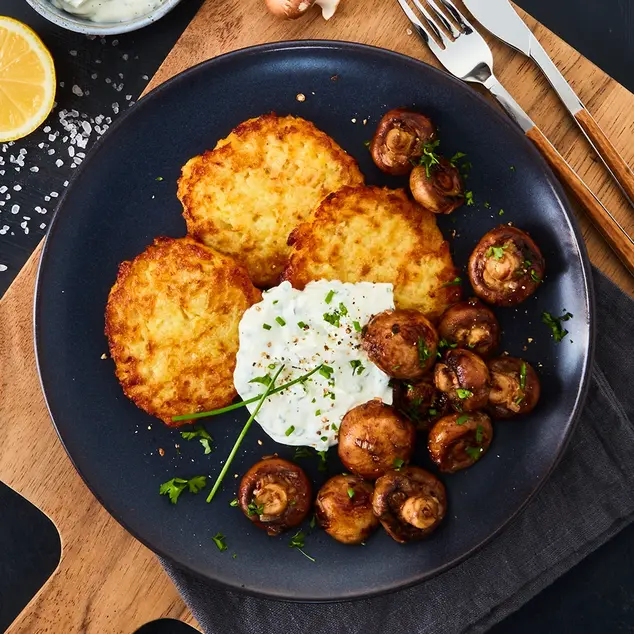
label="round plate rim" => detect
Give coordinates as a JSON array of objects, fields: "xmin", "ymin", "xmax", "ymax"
[{"xmin": 34, "ymin": 39, "xmax": 596, "ymax": 602}]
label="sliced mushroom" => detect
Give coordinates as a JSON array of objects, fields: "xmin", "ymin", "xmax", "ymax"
[
  {"xmin": 468, "ymin": 226, "xmax": 545, "ymax": 306},
  {"xmin": 428, "ymin": 412, "xmax": 493, "ymax": 473},
  {"xmin": 487, "ymin": 357, "xmax": 540, "ymax": 419},
  {"xmin": 434, "ymin": 349, "xmax": 490, "ymax": 412},
  {"xmin": 238, "ymin": 457, "xmax": 312, "ymax": 536},
  {"xmin": 265, "ymin": 0, "xmax": 341, "ymax": 19},
  {"xmin": 410, "ymin": 158, "xmax": 464, "ymax": 214},
  {"xmin": 438, "ymin": 298, "xmax": 500, "ymax": 357},
  {"xmin": 315, "ymin": 474, "xmax": 379, "ymax": 544},
  {"xmin": 392, "ymin": 376, "xmax": 451, "ymax": 432},
  {"xmin": 362, "ymin": 309, "xmax": 439, "ymax": 381},
  {"xmin": 372, "ymin": 466, "xmax": 447, "ymax": 542},
  {"xmin": 338, "ymin": 400, "xmax": 416, "ymax": 480},
  {"xmin": 369, "ymin": 108, "xmax": 436, "ymax": 175}
]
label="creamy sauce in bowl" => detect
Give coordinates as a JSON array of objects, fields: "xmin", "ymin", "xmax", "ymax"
[
  {"xmin": 234, "ymin": 280, "xmax": 394, "ymax": 450},
  {"xmin": 51, "ymin": 0, "xmax": 165, "ymax": 23}
]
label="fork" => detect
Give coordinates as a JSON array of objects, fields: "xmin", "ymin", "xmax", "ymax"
[{"xmin": 397, "ymin": 0, "xmax": 634, "ymax": 276}]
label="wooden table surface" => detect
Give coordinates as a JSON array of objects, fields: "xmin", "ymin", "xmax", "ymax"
[{"xmin": 1, "ymin": 1, "xmax": 633, "ymax": 632}]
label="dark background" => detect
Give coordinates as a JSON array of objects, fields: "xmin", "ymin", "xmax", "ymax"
[{"xmin": 1, "ymin": 0, "xmax": 633, "ymax": 632}]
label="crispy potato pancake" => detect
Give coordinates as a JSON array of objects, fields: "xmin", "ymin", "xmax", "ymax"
[
  {"xmin": 283, "ymin": 186, "xmax": 460, "ymax": 320},
  {"xmin": 105, "ymin": 237, "xmax": 261, "ymax": 425},
  {"xmin": 177, "ymin": 114, "xmax": 364, "ymax": 288}
]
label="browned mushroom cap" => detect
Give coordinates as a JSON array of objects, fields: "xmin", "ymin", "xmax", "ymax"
[
  {"xmin": 410, "ymin": 158, "xmax": 464, "ymax": 215},
  {"xmin": 315, "ymin": 474, "xmax": 379, "ymax": 545},
  {"xmin": 372, "ymin": 466, "xmax": 447, "ymax": 542},
  {"xmin": 362, "ymin": 309, "xmax": 439, "ymax": 381},
  {"xmin": 438, "ymin": 298, "xmax": 500, "ymax": 357},
  {"xmin": 369, "ymin": 108, "xmax": 436, "ymax": 175},
  {"xmin": 428, "ymin": 411, "xmax": 493, "ymax": 473},
  {"xmin": 434, "ymin": 349, "xmax": 490, "ymax": 412},
  {"xmin": 468, "ymin": 226, "xmax": 545, "ymax": 306},
  {"xmin": 392, "ymin": 376, "xmax": 451, "ymax": 432},
  {"xmin": 338, "ymin": 400, "xmax": 416, "ymax": 480},
  {"xmin": 487, "ymin": 357, "xmax": 540, "ymax": 419},
  {"xmin": 238, "ymin": 457, "xmax": 312, "ymax": 536}
]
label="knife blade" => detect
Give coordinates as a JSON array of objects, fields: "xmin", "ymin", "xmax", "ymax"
[{"xmin": 463, "ymin": 0, "xmax": 634, "ymax": 207}]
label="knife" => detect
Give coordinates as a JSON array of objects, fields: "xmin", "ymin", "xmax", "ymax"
[{"xmin": 463, "ymin": 0, "xmax": 634, "ymax": 208}]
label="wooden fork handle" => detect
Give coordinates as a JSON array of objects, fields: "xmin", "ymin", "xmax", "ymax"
[
  {"xmin": 526, "ymin": 125, "xmax": 634, "ymax": 277},
  {"xmin": 575, "ymin": 108, "xmax": 634, "ymax": 206}
]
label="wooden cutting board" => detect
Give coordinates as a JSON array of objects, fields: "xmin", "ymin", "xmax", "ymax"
[{"xmin": 2, "ymin": 1, "xmax": 633, "ymax": 632}]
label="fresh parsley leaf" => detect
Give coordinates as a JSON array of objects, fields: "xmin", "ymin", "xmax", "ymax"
[
  {"xmin": 393, "ymin": 457, "xmax": 405, "ymax": 469},
  {"xmin": 325, "ymin": 289, "xmax": 336, "ymax": 304},
  {"xmin": 464, "ymin": 191, "xmax": 474, "ymax": 206},
  {"xmin": 419, "ymin": 140, "xmax": 441, "ymax": 178},
  {"xmin": 180, "ymin": 427, "xmax": 213, "ymax": 454},
  {"xmin": 465, "ymin": 446, "xmax": 483, "ymax": 462},
  {"xmin": 187, "ymin": 475, "xmax": 207, "ymax": 494},
  {"xmin": 319, "ymin": 365, "xmax": 334, "ymax": 380},
  {"xmin": 449, "ymin": 151, "xmax": 467, "ymax": 166},
  {"xmin": 212, "ymin": 533, "xmax": 228, "ymax": 552},
  {"xmin": 347, "ymin": 487, "xmax": 355, "ymax": 499},
  {"xmin": 456, "ymin": 388, "xmax": 473, "ymax": 400},
  {"xmin": 542, "ymin": 311, "xmax": 573, "ymax": 343},
  {"xmin": 350, "ymin": 360, "xmax": 365, "ymax": 376},
  {"xmin": 159, "ymin": 475, "xmax": 207, "ymax": 504},
  {"xmin": 275, "ymin": 316, "xmax": 286, "ymax": 327},
  {"xmin": 289, "ymin": 530, "xmax": 315, "ymax": 562},
  {"xmin": 456, "ymin": 414, "xmax": 470, "ymax": 425},
  {"xmin": 247, "ymin": 501, "xmax": 265, "ymax": 516},
  {"xmin": 418, "ymin": 337, "xmax": 431, "ymax": 367},
  {"xmin": 487, "ymin": 245, "xmax": 507, "ymax": 260},
  {"xmin": 442, "ymin": 277, "xmax": 462, "ymax": 287}
]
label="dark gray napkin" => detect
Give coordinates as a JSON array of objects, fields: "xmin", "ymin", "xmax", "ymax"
[{"xmin": 161, "ymin": 268, "xmax": 634, "ymax": 634}]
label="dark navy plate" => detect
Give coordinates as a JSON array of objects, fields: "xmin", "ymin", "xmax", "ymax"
[{"xmin": 35, "ymin": 41, "xmax": 594, "ymax": 601}]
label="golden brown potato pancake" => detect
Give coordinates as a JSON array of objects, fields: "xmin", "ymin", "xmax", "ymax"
[
  {"xmin": 283, "ymin": 186, "xmax": 460, "ymax": 320},
  {"xmin": 177, "ymin": 114, "xmax": 364, "ymax": 288},
  {"xmin": 105, "ymin": 237, "xmax": 260, "ymax": 426}
]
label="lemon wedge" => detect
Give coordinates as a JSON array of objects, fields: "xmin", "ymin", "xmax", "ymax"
[{"xmin": 0, "ymin": 17, "xmax": 56, "ymax": 143}]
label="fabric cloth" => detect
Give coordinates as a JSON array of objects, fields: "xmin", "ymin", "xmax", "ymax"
[{"xmin": 161, "ymin": 268, "xmax": 634, "ymax": 634}]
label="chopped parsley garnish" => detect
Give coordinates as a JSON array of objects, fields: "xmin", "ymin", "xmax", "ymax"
[
  {"xmin": 338, "ymin": 303, "xmax": 348, "ymax": 316},
  {"xmin": 321, "ymin": 436, "xmax": 328, "ymax": 442},
  {"xmin": 249, "ymin": 374, "xmax": 272, "ymax": 387},
  {"xmin": 487, "ymin": 245, "xmax": 507, "ymax": 260},
  {"xmin": 428, "ymin": 408, "xmax": 437, "ymax": 416},
  {"xmin": 353, "ymin": 320, "xmax": 362, "ymax": 332},
  {"xmin": 229, "ymin": 498, "xmax": 239, "ymax": 507},
  {"xmin": 456, "ymin": 388, "xmax": 473, "ymax": 400},
  {"xmin": 297, "ymin": 321, "xmax": 309, "ymax": 329},
  {"xmin": 393, "ymin": 457, "xmax": 405, "ymax": 469},
  {"xmin": 465, "ymin": 446, "xmax": 483, "ymax": 461},
  {"xmin": 159, "ymin": 475, "xmax": 207, "ymax": 504},
  {"xmin": 449, "ymin": 151, "xmax": 467, "ymax": 166},
  {"xmin": 417, "ymin": 337, "xmax": 432, "ymax": 367},
  {"xmin": 364, "ymin": 140, "xmax": 371, "ymax": 148},
  {"xmin": 294, "ymin": 446, "xmax": 313, "ymax": 460},
  {"xmin": 419, "ymin": 139, "xmax": 441, "ymax": 177},
  {"xmin": 442, "ymin": 277, "xmax": 462, "ymax": 287},
  {"xmin": 542, "ymin": 311, "xmax": 573, "ymax": 343},
  {"xmin": 456, "ymin": 414, "xmax": 470, "ymax": 425},
  {"xmin": 155, "ymin": 176, "xmax": 164, "ymax": 181},
  {"xmin": 325, "ymin": 289, "xmax": 336, "ymax": 304},
  {"xmin": 331, "ymin": 423, "xmax": 338, "ymax": 432},
  {"xmin": 275, "ymin": 316, "xmax": 286, "ymax": 327},
  {"xmin": 323, "ymin": 310, "xmax": 342, "ymax": 327},
  {"xmin": 247, "ymin": 502, "xmax": 265, "ymax": 516},
  {"xmin": 519, "ymin": 363, "xmax": 527, "ymax": 391},
  {"xmin": 484, "ymin": 201, "xmax": 491, "ymax": 209},
  {"xmin": 475, "ymin": 425, "xmax": 484, "ymax": 443},
  {"xmin": 319, "ymin": 365, "xmax": 334, "ymax": 380},
  {"xmin": 315, "ymin": 409, "xmax": 322, "ymax": 416},
  {"xmin": 180, "ymin": 426, "xmax": 213, "ymax": 455},
  {"xmin": 262, "ymin": 323, "xmax": 272, "ymax": 330},
  {"xmin": 212, "ymin": 533, "xmax": 228, "ymax": 552},
  {"xmin": 510, "ymin": 165, "xmax": 516, "ymax": 171},
  {"xmin": 289, "ymin": 530, "xmax": 315, "ymax": 562},
  {"xmin": 439, "ymin": 338, "xmax": 457, "ymax": 349},
  {"xmin": 350, "ymin": 360, "xmax": 365, "ymax": 376},
  {"xmin": 530, "ymin": 269, "xmax": 541, "ymax": 283},
  {"xmin": 317, "ymin": 449, "xmax": 328, "ymax": 472},
  {"xmin": 465, "ymin": 191, "xmax": 475, "ymax": 206},
  {"xmin": 347, "ymin": 487, "xmax": 355, "ymax": 499},
  {"xmin": 285, "ymin": 425, "xmax": 295, "ymax": 436},
  {"xmin": 309, "ymin": 515, "xmax": 317, "ymax": 529}
]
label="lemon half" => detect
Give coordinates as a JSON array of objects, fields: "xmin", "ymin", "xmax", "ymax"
[{"xmin": 0, "ymin": 16, "xmax": 56, "ymax": 143}]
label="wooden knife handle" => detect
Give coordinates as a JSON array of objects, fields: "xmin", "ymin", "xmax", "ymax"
[
  {"xmin": 526, "ymin": 125, "xmax": 634, "ymax": 276},
  {"xmin": 575, "ymin": 108, "xmax": 634, "ymax": 206}
]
